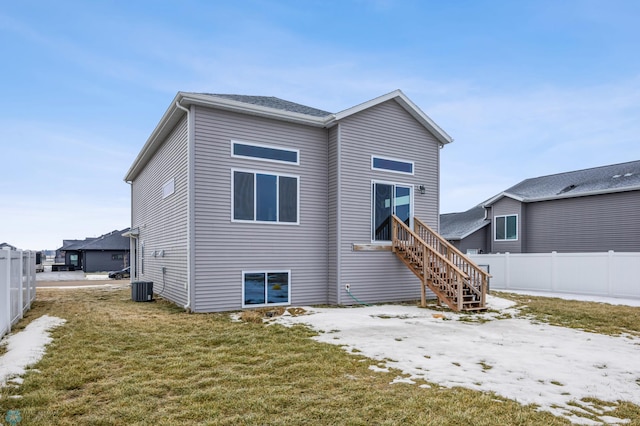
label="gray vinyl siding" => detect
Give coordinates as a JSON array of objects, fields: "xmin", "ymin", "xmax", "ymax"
[
  {"xmin": 336, "ymin": 100, "xmax": 440, "ymax": 304},
  {"xmin": 131, "ymin": 118, "xmax": 189, "ymax": 306},
  {"xmin": 192, "ymin": 107, "xmax": 329, "ymax": 312},
  {"xmin": 327, "ymin": 126, "xmax": 339, "ymax": 304},
  {"xmin": 83, "ymin": 251, "xmax": 128, "ymax": 273},
  {"xmin": 457, "ymin": 225, "xmax": 490, "ymax": 254},
  {"xmin": 490, "ymin": 197, "xmax": 524, "ymax": 253},
  {"xmin": 524, "ymin": 190, "xmax": 640, "ymax": 253}
]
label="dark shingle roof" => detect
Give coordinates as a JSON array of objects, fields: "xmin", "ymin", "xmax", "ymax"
[
  {"xmin": 439, "ymin": 205, "xmax": 490, "ymax": 240},
  {"xmin": 58, "ymin": 229, "xmax": 130, "ymax": 251},
  {"xmin": 79, "ymin": 229, "xmax": 130, "ymax": 251},
  {"xmin": 201, "ymin": 94, "xmax": 332, "ymax": 118},
  {"xmin": 496, "ymin": 160, "xmax": 640, "ymax": 203}
]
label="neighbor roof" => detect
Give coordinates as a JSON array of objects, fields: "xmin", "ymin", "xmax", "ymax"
[
  {"xmin": 58, "ymin": 229, "xmax": 130, "ymax": 251},
  {"xmin": 484, "ymin": 160, "xmax": 640, "ymax": 206},
  {"xmin": 439, "ymin": 205, "xmax": 490, "ymax": 240},
  {"xmin": 124, "ymin": 90, "xmax": 453, "ymax": 182}
]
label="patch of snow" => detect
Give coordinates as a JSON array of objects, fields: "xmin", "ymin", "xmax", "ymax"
[
  {"xmin": 0, "ymin": 315, "xmax": 66, "ymax": 388},
  {"xmin": 368, "ymin": 365, "xmax": 389, "ymax": 373},
  {"xmin": 86, "ymin": 274, "xmax": 110, "ymax": 280},
  {"xmin": 495, "ymin": 290, "xmax": 640, "ymax": 307},
  {"xmin": 275, "ymin": 296, "xmax": 640, "ymax": 424}
]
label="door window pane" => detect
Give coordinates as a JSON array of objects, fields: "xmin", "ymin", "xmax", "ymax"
[
  {"xmin": 373, "ymin": 183, "xmax": 393, "ymax": 241},
  {"xmin": 395, "ymin": 186, "xmax": 411, "ymax": 226}
]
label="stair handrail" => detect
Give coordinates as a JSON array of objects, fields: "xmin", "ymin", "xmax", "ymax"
[
  {"xmin": 391, "ymin": 215, "xmax": 469, "ymax": 280},
  {"xmin": 413, "ymin": 217, "xmax": 491, "ymax": 281}
]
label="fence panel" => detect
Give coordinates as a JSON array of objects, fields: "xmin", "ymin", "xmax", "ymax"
[
  {"xmin": 0, "ymin": 249, "xmax": 10, "ymax": 339},
  {"xmin": 1, "ymin": 248, "xmax": 37, "ymax": 340},
  {"xmin": 470, "ymin": 251, "xmax": 640, "ymax": 299}
]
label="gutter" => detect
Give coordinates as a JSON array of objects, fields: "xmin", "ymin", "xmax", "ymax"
[{"xmin": 174, "ymin": 100, "xmax": 193, "ymax": 312}]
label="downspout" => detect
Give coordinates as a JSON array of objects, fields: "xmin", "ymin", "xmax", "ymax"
[{"xmin": 175, "ymin": 100, "xmax": 193, "ymax": 312}]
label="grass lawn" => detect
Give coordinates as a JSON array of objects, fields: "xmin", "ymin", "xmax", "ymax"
[{"xmin": 1, "ymin": 287, "xmax": 638, "ymax": 425}]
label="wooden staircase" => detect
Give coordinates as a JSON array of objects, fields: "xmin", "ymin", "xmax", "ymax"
[{"xmin": 391, "ymin": 215, "xmax": 489, "ymax": 312}]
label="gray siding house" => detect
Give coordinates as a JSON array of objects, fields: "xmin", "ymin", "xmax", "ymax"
[
  {"xmin": 124, "ymin": 90, "xmax": 456, "ymax": 313},
  {"xmin": 441, "ymin": 160, "xmax": 640, "ymax": 254},
  {"xmin": 55, "ymin": 229, "xmax": 130, "ymax": 272}
]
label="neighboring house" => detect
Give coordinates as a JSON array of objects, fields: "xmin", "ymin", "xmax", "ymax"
[
  {"xmin": 55, "ymin": 229, "xmax": 130, "ymax": 272},
  {"xmin": 441, "ymin": 160, "xmax": 640, "ymax": 254},
  {"xmin": 0, "ymin": 243, "xmax": 17, "ymax": 250},
  {"xmin": 124, "ymin": 90, "xmax": 486, "ymax": 313}
]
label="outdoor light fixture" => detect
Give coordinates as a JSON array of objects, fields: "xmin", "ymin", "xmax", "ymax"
[{"xmin": 419, "ymin": 185, "xmax": 426, "ymax": 195}]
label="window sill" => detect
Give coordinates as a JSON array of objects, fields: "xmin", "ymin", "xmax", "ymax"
[{"xmin": 352, "ymin": 243, "xmax": 392, "ymax": 252}]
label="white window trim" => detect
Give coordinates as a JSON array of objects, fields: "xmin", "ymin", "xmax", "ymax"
[
  {"xmin": 231, "ymin": 140, "xmax": 300, "ymax": 165},
  {"xmin": 241, "ymin": 269, "xmax": 292, "ymax": 308},
  {"xmin": 494, "ymin": 214, "xmax": 519, "ymax": 241},
  {"xmin": 231, "ymin": 168, "xmax": 300, "ymax": 225},
  {"xmin": 370, "ymin": 179, "xmax": 414, "ymax": 244},
  {"xmin": 371, "ymin": 154, "xmax": 414, "ymax": 176},
  {"xmin": 162, "ymin": 178, "xmax": 175, "ymax": 199}
]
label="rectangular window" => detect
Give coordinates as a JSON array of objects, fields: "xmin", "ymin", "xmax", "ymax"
[
  {"xmin": 111, "ymin": 254, "xmax": 124, "ymax": 261},
  {"xmin": 372, "ymin": 182, "xmax": 412, "ymax": 241},
  {"xmin": 243, "ymin": 270, "xmax": 290, "ymax": 307},
  {"xmin": 162, "ymin": 178, "xmax": 175, "ymax": 199},
  {"xmin": 372, "ymin": 155, "xmax": 414, "ymax": 175},
  {"xmin": 232, "ymin": 141, "xmax": 299, "ymax": 165},
  {"xmin": 232, "ymin": 170, "xmax": 298, "ymax": 224},
  {"xmin": 495, "ymin": 215, "xmax": 518, "ymax": 241}
]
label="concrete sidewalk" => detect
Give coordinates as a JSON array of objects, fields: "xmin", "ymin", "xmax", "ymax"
[{"xmin": 36, "ymin": 270, "xmax": 117, "ymax": 287}]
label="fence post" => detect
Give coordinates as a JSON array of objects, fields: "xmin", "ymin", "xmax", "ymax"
[
  {"xmin": 505, "ymin": 252, "xmax": 510, "ymax": 289},
  {"xmin": 2, "ymin": 248, "xmax": 11, "ymax": 336},
  {"xmin": 551, "ymin": 251, "xmax": 557, "ymax": 292},
  {"xmin": 607, "ymin": 250, "xmax": 614, "ymax": 297}
]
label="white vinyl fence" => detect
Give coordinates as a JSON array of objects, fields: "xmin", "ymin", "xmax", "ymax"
[
  {"xmin": 469, "ymin": 251, "xmax": 640, "ymax": 299},
  {"xmin": 1, "ymin": 248, "xmax": 37, "ymax": 339}
]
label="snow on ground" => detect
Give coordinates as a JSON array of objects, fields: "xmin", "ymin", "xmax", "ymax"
[
  {"xmin": 495, "ymin": 290, "xmax": 640, "ymax": 307},
  {"xmin": 0, "ymin": 315, "xmax": 66, "ymax": 390},
  {"xmin": 275, "ymin": 295, "xmax": 640, "ymax": 425}
]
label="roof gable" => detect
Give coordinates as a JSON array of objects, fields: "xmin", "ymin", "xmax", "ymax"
[
  {"xmin": 330, "ymin": 90, "xmax": 453, "ymax": 145},
  {"xmin": 125, "ymin": 90, "xmax": 452, "ymax": 182}
]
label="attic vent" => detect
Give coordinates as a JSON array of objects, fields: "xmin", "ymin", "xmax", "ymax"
[{"xmin": 557, "ymin": 184, "xmax": 577, "ymax": 195}]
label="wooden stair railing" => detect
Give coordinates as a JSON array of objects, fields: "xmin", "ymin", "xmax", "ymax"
[{"xmin": 391, "ymin": 215, "xmax": 488, "ymax": 312}]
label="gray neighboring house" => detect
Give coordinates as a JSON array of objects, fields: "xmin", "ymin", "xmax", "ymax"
[
  {"xmin": 55, "ymin": 229, "xmax": 130, "ymax": 272},
  {"xmin": 441, "ymin": 160, "xmax": 640, "ymax": 254},
  {"xmin": 124, "ymin": 90, "xmax": 455, "ymax": 313}
]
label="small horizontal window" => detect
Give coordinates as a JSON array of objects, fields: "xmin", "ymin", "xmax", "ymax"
[
  {"xmin": 232, "ymin": 141, "xmax": 299, "ymax": 164},
  {"xmin": 372, "ymin": 156, "xmax": 414, "ymax": 175}
]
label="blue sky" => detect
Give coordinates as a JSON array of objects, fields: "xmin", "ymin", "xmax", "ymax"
[{"xmin": 1, "ymin": 0, "xmax": 639, "ymax": 250}]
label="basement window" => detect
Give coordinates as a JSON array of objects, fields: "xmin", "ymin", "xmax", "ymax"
[{"xmin": 242, "ymin": 271, "xmax": 290, "ymax": 307}]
